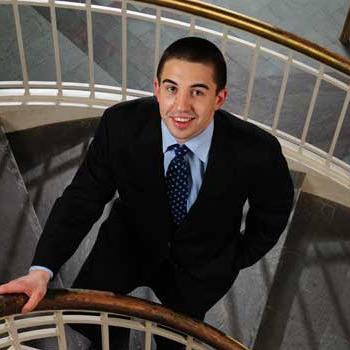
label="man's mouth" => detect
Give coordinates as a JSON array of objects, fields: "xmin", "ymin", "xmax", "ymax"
[{"xmin": 171, "ymin": 116, "xmax": 195, "ymax": 129}]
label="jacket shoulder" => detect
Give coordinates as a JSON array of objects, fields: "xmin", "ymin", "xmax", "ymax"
[
  {"xmin": 96, "ymin": 97, "xmax": 159, "ymax": 142},
  {"xmin": 217, "ymin": 109, "xmax": 281, "ymax": 151},
  {"xmin": 103, "ymin": 96, "xmax": 158, "ymax": 124}
]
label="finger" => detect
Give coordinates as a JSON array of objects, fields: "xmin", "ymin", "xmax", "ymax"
[
  {"xmin": 0, "ymin": 282, "xmax": 12, "ymax": 293},
  {"xmin": 0, "ymin": 281, "xmax": 27, "ymax": 295},
  {"xmin": 0, "ymin": 284, "xmax": 8, "ymax": 293},
  {"xmin": 21, "ymin": 291, "xmax": 43, "ymax": 314}
]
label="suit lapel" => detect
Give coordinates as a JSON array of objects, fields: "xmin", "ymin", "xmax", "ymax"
[
  {"xmin": 180, "ymin": 111, "xmax": 240, "ymax": 228},
  {"xmin": 128, "ymin": 104, "xmax": 174, "ymax": 236},
  {"xmin": 131, "ymin": 115, "xmax": 164, "ymax": 190}
]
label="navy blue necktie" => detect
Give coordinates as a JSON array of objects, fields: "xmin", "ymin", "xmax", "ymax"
[{"xmin": 165, "ymin": 144, "xmax": 190, "ymax": 225}]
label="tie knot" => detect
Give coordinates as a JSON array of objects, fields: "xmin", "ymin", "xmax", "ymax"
[{"xmin": 168, "ymin": 144, "xmax": 189, "ymax": 158}]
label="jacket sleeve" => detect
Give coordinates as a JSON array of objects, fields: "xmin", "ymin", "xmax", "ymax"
[
  {"xmin": 237, "ymin": 136, "xmax": 294, "ymax": 269},
  {"xmin": 32, "ymin": 109, "xmax": 118, "ymax": 275}
]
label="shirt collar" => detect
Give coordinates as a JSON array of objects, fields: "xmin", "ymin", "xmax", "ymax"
[{"xmin": 161, "ymin": 119, "xmax": 214, "ymax": 163}]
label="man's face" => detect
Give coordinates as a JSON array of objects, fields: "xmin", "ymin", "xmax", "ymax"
[{"xmin": 154, "ymin": 59, "xmax": 227, "ymax": 143}]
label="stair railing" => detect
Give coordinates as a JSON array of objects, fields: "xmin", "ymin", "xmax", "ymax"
[{"xmin": 0, "ymin": 289, "xmax": 248, "ymax": 350}]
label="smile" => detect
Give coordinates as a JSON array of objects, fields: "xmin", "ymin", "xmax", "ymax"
[
  {"xmin": 170, "ymin": 116, "xmax": 195, "ymax": 130},
  {"xmin": 173, "ymin": 117, "xmax": 194, "ymax": 122}
]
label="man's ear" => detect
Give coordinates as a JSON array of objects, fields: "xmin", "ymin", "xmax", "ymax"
[
  {"xmin": 215, "ymin": 87, "xmax": 228, "ymax": 110},
  {"xmin": 153, "ymin": 79, "xmax": 160, "ymax": 100}
]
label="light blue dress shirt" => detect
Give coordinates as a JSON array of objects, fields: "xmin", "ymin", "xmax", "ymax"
[
  {"xmin": 162, "ymin": 120, "xmax": 214, "ymax": 211},
  {"xmin": 31, "ymin": 119, "xmax": 214, "ymax": 278}
]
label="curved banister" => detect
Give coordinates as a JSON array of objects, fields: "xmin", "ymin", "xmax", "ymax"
[
  {"xmin": 135, "ymin": 0, "xmax": 350, "ymax": 76},
  {"xmin": 0, "ymin": 289, "xmax": 248, "ymax": 350}
]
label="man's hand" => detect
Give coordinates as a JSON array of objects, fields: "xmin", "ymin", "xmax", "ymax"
[{"xmin": 0, "ymin": 270, "xmax": 51, "ymax": 313}]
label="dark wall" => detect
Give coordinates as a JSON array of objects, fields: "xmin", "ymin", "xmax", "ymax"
[{"xmin": 7, "ymin": 118, "xmax": 100, "ymax": 226}]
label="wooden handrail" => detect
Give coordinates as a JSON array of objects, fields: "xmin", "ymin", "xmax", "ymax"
[
  {"xmin": 0, "ymin": 289, "xmax": 248, "ymax": 350},
  {"xmin": 134, "ymin": 0, "xmax": 350, "ymax": 76}
]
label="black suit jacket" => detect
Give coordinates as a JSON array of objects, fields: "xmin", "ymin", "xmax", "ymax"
[{"xmin": 33, "ymin": 97, "xmax": 294, "ymax": 307}]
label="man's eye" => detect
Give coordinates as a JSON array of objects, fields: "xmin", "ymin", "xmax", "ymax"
[
  {"xmin": 166, "ymin": 86, "xmax": 177, "ymax": 93},
  {"xmin": 192, "ymin": 90, "xmax": 204, "ymax": 97}
]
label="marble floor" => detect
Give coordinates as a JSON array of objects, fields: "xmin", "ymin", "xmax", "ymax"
[
  {"xmin": 0, "ymin": 0, "xmax": 350, "ymax": 164},
  {"xmin": 205, "ymin": 0, "xmax": 350, "ymax": 58}
]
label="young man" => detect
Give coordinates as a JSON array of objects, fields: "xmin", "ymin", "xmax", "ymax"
[{"xmin": 0, "ymin": 37, "xmax": 294, "ymax": 349}]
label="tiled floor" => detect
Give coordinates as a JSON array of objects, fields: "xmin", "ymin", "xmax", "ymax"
[{"xmin": 205, "ymin": 0, "xmax": 350, "ymax": 58}]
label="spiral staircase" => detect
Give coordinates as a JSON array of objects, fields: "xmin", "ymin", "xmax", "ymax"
[{"xmin": 0, "ymin": 0, "xmax": 349, "ymax": 349}]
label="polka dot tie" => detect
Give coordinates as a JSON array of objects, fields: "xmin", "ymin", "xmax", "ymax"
[{"xmin": 165, "ymin": 144, "xmax": 190, "ymax": 225}]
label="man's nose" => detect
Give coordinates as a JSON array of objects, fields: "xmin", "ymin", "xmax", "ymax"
[{"xmin": 175, "ymin": 91, "xmax": 191, "ymax": 111}]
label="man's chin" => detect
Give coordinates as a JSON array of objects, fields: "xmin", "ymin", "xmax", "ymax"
[{"xmin": 169, "ymin": 129, "xmax": 193, "ymax": 144}]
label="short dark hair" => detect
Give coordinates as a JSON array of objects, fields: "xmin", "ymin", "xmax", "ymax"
[{"xmin": 156, "ymin": 37, "xmax": 227, "ymax": 92}]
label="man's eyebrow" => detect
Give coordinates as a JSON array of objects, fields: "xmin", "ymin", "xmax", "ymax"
[
  {"xmin": 162, "ymin": 79, "xmax": 177, "ymax": 85},
  {"xmin": 191, "ymin": 83, "xmax": 209, "ymax": 90},
  {"xmin": 161, "ymin": 79, "xmax": 210, "ymax": 90}
]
